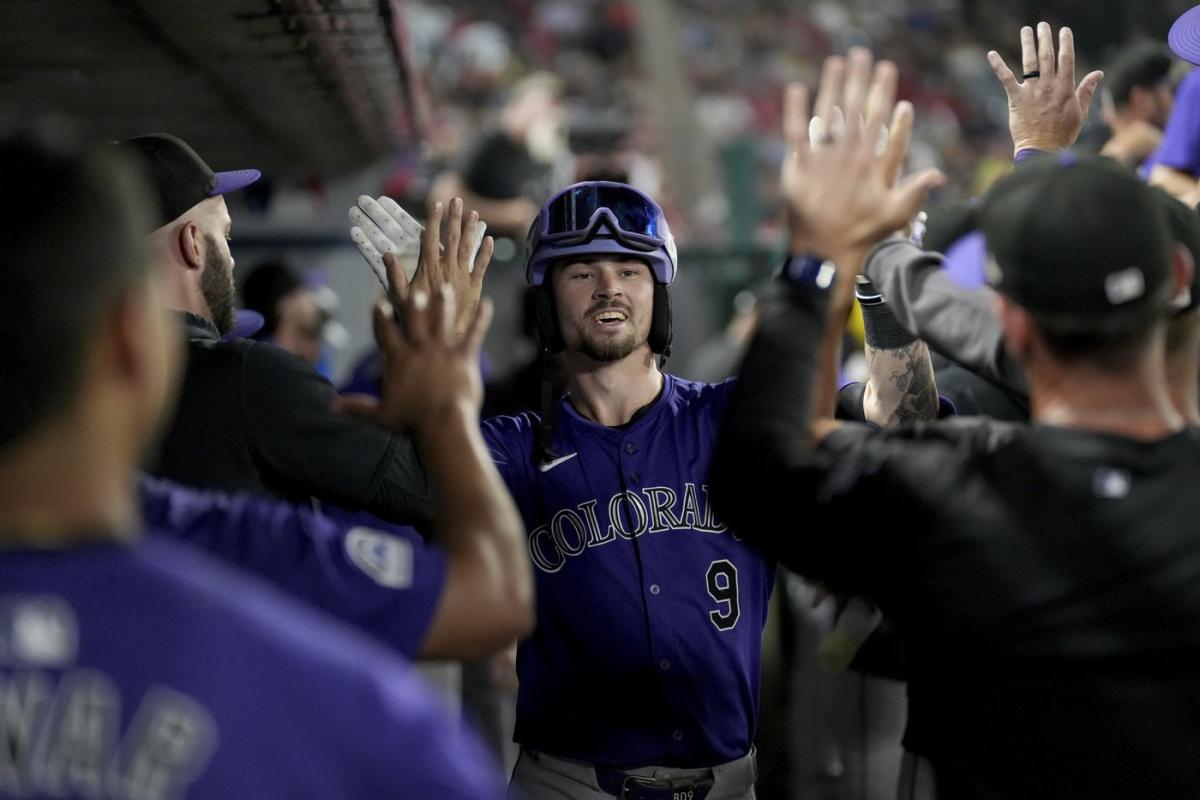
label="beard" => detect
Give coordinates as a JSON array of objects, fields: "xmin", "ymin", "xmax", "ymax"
[
  {"xmin": 575, "ymin": 328, "xmax": 644, "ymax": 361},
  {"xmin": 563, "ymin": 305, "xmax": 648, "ymax": 362},
  {"xmin": 200, "ymin": 234, "xmax": 237, "ymax": 335}
]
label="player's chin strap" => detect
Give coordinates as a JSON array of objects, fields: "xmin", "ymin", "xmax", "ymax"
[{"xmin": 535, "ymin": 364, "xmax": 560, "ymax": 466}]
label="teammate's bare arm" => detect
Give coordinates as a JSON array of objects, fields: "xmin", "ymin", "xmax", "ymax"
[
  {"xmin": 339, "ymin": 254, "xmax": 534, "ymax": 659},
  {"xmin": 863, "ymin": 339, "xmax": 939, "ymax": 427}
]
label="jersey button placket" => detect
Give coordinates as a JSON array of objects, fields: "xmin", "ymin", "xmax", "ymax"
[{"xmin": 621, "ymin": 438, "xmax": 639, "ymax": 485}]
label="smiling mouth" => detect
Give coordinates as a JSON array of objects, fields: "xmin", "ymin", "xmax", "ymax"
[{"xmin": 592, "ymin": 310, "xmax": 628, "ymax": 325}]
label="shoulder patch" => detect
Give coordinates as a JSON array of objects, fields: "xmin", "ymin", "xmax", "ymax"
[{"xmin": 344, "ymin": 527, "xmax": 415, "ymax": 589}]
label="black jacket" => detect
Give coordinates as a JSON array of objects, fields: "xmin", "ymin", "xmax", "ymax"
[
  {"xmin": 714, "ymin": 283, "xmax": 1200, "ymax": 799},
  {"xmin": 149, "ymin": 313, "xmax": 432, "ymax": 525}
]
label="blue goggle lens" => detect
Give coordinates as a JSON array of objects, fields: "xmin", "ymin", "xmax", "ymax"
[{"xmin": 545, "ymin": 185, "xmax": 662, "ymax": 238}]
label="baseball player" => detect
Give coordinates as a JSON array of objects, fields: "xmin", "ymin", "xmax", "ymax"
[
  {"xmin": 489, "ymin": 181, "xmax": 774, "ymax": 799},
  {"xmin": 715, "ymin": 46, "xmax": 1200, "ymax": 799},
  {"xmin": 0, "ymin": 129, "xmax": 507, "ymax": 798}
]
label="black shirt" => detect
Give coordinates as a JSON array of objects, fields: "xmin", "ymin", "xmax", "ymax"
[
  {"xmin": 714, "ymin": 283, "xmax": 1200, "ymax": 799},
  {"xmin": 149, "ymin": 313, "xmax": 432, "ymax": 525}
]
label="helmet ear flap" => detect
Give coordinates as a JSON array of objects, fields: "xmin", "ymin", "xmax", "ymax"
[
  {"xmin": 534, "ymin": 285, "xmax": 565, "ymax": 354},
  {"xmin": 649, "ymin": 282, "xmax": 672, "ymax": 357}
]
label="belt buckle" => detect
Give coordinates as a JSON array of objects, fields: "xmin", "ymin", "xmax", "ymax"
[{"xmin": 619, "ymin": 774, "xmax": 709, "ymax": 800}]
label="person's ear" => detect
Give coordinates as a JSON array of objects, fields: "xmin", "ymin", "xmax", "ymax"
[
  {"xmin": 995, "ymin": 292, "xmax": 1033, "ymax": 361},
  {"xmin": 1169, "ymin": 242, "xmax": 1194, "ymax": 312},
  {"xmin": 176, "ymin": 221, "xmax": 204, "ymax": 272}
]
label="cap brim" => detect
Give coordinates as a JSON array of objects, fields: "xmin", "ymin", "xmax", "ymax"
[
  {"xmin": 211, "ymin": 168, "xmax": 261, "ymax": 196},
  {"xmin": 941, "ymin": 230, "xmax": 989, "ymax": 289},
  {"xmin": 225, "ymin": 309, "xmax": 265, "ymax": 340},
  {"xmin": 1170, "ymin": 6, "xmax": 1200, "ymax": 65}
]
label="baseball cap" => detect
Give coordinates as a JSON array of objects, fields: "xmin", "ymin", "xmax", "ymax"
[
  {"xmin": 1170, "ymin": 6, "xmax": 1200, "ymax": 66},
  {"xmin": 112, "ymin": 133, "xmax": 260, "ymax": 229},
  {"xmin": 980, "ymin": 153, "xmax": 1172, "ymax": 319}
]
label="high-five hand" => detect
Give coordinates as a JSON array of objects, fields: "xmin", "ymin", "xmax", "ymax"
[
  {"xmin": 781, "ymin": 48, "xmax": 944, "ymax": 279},
  {"xmin": 987, "ymin": 23, "xmax": 1104, "ymax": 155}
]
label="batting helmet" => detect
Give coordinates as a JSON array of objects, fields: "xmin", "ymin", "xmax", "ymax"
[{"xmin": 525, "ymin": 181, "xmax": 677, "ymax": 356}]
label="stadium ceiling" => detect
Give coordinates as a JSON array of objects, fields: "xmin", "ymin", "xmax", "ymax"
[{"xmin": 0, "ymin": 0, "xmax": 423, "ymax": 177}]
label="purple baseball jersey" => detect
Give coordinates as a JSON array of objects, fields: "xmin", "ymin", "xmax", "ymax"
[
  {"xmin": 482, "ymin": 374, "xmax": 774, "ymax": 769},
  {"xmin": 1147, "ymin": 68, "xmax": 1200, "ymax": 176},
  {"xmin": 139, "ymin": 476, "xmax": 445, "ymax": 659},
  {"xmin": 0, "ymin": 535, "xmax": 503, "ymax": 799}
]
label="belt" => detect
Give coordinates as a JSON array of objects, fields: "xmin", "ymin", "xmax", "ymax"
[{"xmin": 594, "ymin": 767, "xmax": 714, "ymax": 800}]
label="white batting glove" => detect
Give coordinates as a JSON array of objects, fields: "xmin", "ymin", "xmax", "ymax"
[{"xmin": 349, "ymin": 196, "xmax": 487, "ymax": 287}]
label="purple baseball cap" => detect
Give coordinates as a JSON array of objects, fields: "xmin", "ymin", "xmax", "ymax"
[
  {"xmin": 112, "ymin": 133, "xmax": 260, "ymax": 229},
  {"xmin": 1169, "ymin": 6, "xmax": 1200, "ymax": 65}
]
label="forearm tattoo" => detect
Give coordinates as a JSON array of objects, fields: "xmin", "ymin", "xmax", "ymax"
[{"xmin": 865, "ymin": 340, "xmax": 939, "ymax": 427}]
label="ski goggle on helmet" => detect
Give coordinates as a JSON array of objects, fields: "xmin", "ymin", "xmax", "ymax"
[{"xmin": 525, "ymin": 181, "xmax": 678, "ymax": 287}]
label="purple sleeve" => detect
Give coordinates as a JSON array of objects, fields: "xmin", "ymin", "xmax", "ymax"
[
  {"xmin": 481, "ymin": 413, "xmax": 534, "ymax": 485},
  {"xmin": 1156, "ymin": 69, "xmax": 1200, "ymax": 174},
  {"xmin": 140, "ymin": 476, "xmax": 446, "ymax": 659}
]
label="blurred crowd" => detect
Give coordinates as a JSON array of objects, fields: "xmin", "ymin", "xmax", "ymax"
[{"xmin": 398, "ymin": 0, "xmax": 1191, "ymax": 251}]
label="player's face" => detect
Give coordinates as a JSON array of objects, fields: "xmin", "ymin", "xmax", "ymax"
[{"xmin": 552, "ymin": 256, "xmax": 654, "ymax": 362}]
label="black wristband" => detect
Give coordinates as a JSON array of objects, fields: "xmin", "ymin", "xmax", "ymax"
[{"xmin": 856, "ymin": 281, "xmax": 916, "ymax": 349}]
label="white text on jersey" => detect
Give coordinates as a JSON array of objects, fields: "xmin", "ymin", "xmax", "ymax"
[{"xmin": 527, "ymin": 482, "xmax": 736, "ymax": 573}]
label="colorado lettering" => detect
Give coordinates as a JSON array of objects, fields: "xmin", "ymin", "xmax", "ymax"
[{"xmin": 527, "ymin": 483, "xmax": 728, "ymax": 573}]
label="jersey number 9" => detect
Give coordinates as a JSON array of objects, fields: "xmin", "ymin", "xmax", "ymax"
[{"xmin": 706, "ymin": 559, "xmax": 740, "ymax": 631}]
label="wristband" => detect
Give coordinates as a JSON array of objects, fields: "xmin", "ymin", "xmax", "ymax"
[
  {"xmin": 855, "ymin": 276, "xmax": 916, "ymax": 348},
  {"xmin": 1014, "ymin": 147, "xmax": 1046, "ymax": 164},
  {"xmin": 781, "ymin": 254, "xmax": 836, "ymax": 290}
]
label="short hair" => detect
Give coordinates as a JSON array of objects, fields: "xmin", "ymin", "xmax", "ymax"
[
  {"xmin": 0, "ymin": 126, "xmax": 153, "ymax": 451},
  {"xmin": 1030, "ymin": 306, "xmax": 1162, "ymax": 372},
  {"xmin": 1105, "ymin": 43, "xmax": 1174, "ymax": 109}
]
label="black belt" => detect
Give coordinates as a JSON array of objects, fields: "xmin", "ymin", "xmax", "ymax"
[{"xmin": 594, "ymin": 767, "xmax": 714, "ymax": 800}]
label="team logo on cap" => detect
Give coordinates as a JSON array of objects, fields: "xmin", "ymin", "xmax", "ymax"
[{"xmin": 1104, "ymin": 267, "xmax": 1145, "ymax": 305}]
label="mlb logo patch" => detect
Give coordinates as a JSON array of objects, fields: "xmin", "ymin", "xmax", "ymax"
[
  {"xmin": 1092, "ymin": 467, "xmax": 1131, "ymax": 499},
  {"xmin": 0, "ymin": 595, "xmax": 78, "ymax": 667}
]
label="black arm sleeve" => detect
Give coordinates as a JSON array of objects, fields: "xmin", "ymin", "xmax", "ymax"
[{"xmin": 240, "ymin": 343, "xmax": 434, "ymax": 526}]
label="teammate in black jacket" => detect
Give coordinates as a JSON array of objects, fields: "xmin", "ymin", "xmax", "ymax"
[
  {"xmin": 116, "ymin": 134, "xmax": 488, "ymax": 525},
  {"xmin": 714, "ymin": 44, "xmax": 1200, "ymax": 799}
]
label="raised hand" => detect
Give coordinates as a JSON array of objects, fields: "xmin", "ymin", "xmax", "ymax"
[
  {"xmin": 349, "ymin": 195, "xmax": 494, "ymax": 337},
  {"xmin": 987, "ymin": 23, "xmax": 1104, "ymax": 155},
  {"xmin": 781, "ymin": 48, "xmax": 944, "ymax": 277},
  {"xmin": 337, "ymin": 285, "xmax": 494, "ymax": 436},
  {"xmin": 405, "ymin": 198, "xmax": 494, "ymax": 336}
]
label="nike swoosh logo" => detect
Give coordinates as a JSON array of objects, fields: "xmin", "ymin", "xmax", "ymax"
[{"xmin": 538, "ymin": 452, "xmax": 579, "ymax": 472}]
